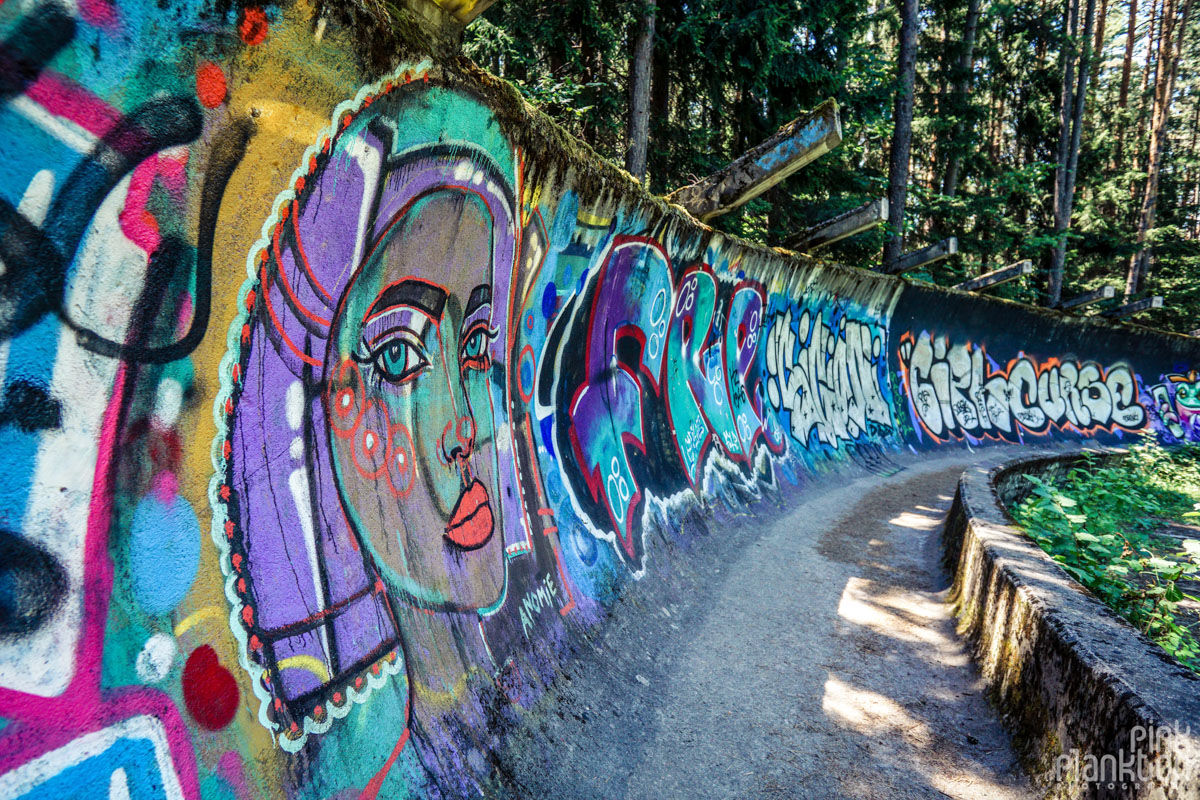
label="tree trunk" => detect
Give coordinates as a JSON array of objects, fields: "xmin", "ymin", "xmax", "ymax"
[
  {"xmin": 1050, "ymin": 0, "xmax": 1098, "ymax": 306},
  {"xmin": 1092, "ymin": 0, "xmax": 1110, "ymax": 88},
  {"xmin": 1126, "ymin": 0, "xmax": 1195, "ymax": 295},
  {"xmin": 942, "ymin": 0, "xmax": 983, "ymax": 197},
  {"xmin": 579, "ymin": 11, "xmax": 599, "ymax": 147},
  {"xmin": 1087, "ymin": 0, "xmax": 1109, "ymax": 123},
  {"xmin": 648, "ymin": 41, "xmax": 669, "ymax": 190},
  {"xmin": 1050, "ymin": 0, "xmax": 1081, "ymax": 303},
  {"xmin": 625, "ymin": 0, "xmax": 656, "ymax": 181},
  {"xmin": 1065, "ymin": 0, "xmax": 1097, "ymax": 205},
  {"xmin": 883, "ymin": 0, "xmax": 920, "ymax": 266},
  {"xmin": 1133, "ymin": 0, "xmax": 1160, "ymax": 185},
  {"xmin": 1189, "ymin": 97, "xmax": 1200, "ymax": 236},
  {"xmin": 1113, "ymin": 0, "xmax": 1138, "ymax": 167}
]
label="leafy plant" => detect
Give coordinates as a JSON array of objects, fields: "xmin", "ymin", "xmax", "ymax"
[{"xmin": 1010, "ymin": 445, "xmax": 1200, "ymax": 672}]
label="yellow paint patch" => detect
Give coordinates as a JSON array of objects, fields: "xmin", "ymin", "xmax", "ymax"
[
  {"xmin": 576, "ymin": 210, "xmax": 611, "ymax": 228},
  {"xmin": 242, "ymin": 100, "xmax": 330, "ymax": 144},
  {"xmin": 278, "ymin": 655, "xmax": 332, "ymax": 683},
  {"xmin": 174, "ymin": 605, "xmax": 227, "ymax": 638}
]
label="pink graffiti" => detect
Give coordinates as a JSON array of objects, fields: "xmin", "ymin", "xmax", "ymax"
[
  {"xmin": 0, "ymin": 71, "xmax": 201, "ymax": 795},
  {"xmin": 0, "ymin": 362, "xmax": 200, "ymax": 796}
]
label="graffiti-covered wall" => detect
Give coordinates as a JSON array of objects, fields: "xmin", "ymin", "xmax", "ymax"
[{"xmin": 0, "ymin": 2, "xmax": 1197, "ymax": 798}]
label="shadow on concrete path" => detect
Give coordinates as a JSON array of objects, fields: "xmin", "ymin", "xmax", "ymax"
[{"xmin": 499, "ymin": 449, "xmax": 1035, "ymax": 800}]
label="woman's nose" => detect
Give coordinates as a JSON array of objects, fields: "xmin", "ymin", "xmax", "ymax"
[{"xmin": 442, "ymin": 415, "xmax": 475, "ymax": 463}]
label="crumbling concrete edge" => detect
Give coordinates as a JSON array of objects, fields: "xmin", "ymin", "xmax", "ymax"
[{"xmin": 943, "ymin": 449, "xmax": 1200, "ymax": 799}]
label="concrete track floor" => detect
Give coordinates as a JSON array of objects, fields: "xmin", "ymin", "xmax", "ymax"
[{"xmin": 501, "ymin": 449, "xmax": 1037, "ymax": 799}]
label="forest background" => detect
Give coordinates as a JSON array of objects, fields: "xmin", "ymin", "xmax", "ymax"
[{"xmin": 463, "ymin": 0, "xmax": 1200, "ymax": 332}]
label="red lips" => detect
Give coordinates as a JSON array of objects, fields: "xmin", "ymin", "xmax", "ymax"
[{"xmin": 444, "ymin": 479, "xmax": 494, "ymax": 550}]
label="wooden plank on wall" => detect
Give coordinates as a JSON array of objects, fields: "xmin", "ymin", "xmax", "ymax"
[
  {"xmin": 785, "ymin": 198, "xmax": 887, "ymax": 252},
  {"xmin": 666, "ymin": 100, "xmax": 842, "ymax": 222},
  {"xmin": 879, "ymin": 237, "xmax": 958, "ymax": 275},
  {"xmin": 1058, "ymin": 285, "xmax": 1117, "ymax": 310},
  {"xmin": 1101, "ymin": 296, "xmax": 1164, "ymax": 319},
  {"xmin": 953, "ymin": 260, "xmax": 1034, "ymax": 292}
]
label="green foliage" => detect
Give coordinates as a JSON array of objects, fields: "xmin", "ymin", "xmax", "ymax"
[
  {"xmin": 1011, "ymin": 446, "xmax": 1200, "ymax": 672},
  {"xmin": 467, "ymin": 0, "xmax": 1200, "ymax": 328}
]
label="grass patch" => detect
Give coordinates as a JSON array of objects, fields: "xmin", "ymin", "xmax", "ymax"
[{"xmin": 1010, "ymin": 445, "xmax": 1200, "ymax": 673}]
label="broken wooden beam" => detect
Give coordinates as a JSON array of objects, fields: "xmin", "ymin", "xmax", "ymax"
[
  {"xmin": 1058, "ymin": 285, "xmax": 1117, "ymax": 310},
  {"xmin": 667, "ymin": 100, "xmax": 842, "ymax": 221},
  {"xmin": 785, "ymin": 198, "xmax": 887, "ymax": 252},
  {"xmin": 879, "ymin": 237, "xmax": 958, "ymax": 275},
  {"xmin": 953, "ymin": 260, "xmax": 1033, "ymax": 292},
  {"xmin": 1101, "ymin": 296, "xmax": 1164, "ymax": 319}
]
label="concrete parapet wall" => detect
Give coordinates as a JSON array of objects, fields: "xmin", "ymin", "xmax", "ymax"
[
  {"xmin": 1, "ymin": 1, "xmax": 1200, "ymax": 796},
  {"xmin": 945, "ymin": 451, "xmax": 1200, "ymax": 798}
]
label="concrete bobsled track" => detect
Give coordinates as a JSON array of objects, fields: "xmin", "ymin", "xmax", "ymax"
[{"xmin": 1, "ymin": 1, "xmax": 1199, "ymax": 797}]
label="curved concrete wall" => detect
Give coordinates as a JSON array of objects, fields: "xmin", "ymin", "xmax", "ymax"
[
  {"xmin": 0, "ymin": 2, "xmax": 1197, "ymax": 797},
  {"xmin": 944, "ymin": 450, "xmax": 1200, "ymax": 799}
]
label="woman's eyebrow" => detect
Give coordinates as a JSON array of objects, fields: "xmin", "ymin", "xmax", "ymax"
[
  {"xmin": 464, "ymin": 284, "xmax": 491, "ymax": 318},
  {"xmin": 367, "ymin": 279, "xmax": 447, "ymax": 321}
]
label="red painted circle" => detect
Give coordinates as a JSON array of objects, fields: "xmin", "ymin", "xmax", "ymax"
[
  {"xmin": 328, "ymin": 359, "xmax": 364, "ymax": 439},
  {"xmin": 385, "ymin": 422, "xmax": 416, "ymax": 498},
  {"xmin": 352, "ymin": 400, "xmax": 389, "ymax": 480},
  {"xmin": 238, "ymin": 7, "xmax": 269, "ymax": 46},
  {"xmin": 195, "ymin": 61, "xmax": 227, "ymax": 109},
  {"xmin": 183, "ymin": 645, "xmax": 240, "ymax": 730}
]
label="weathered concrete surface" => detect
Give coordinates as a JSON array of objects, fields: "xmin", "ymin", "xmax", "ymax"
[
  {"xmin": 945, "ymin": 451, "xmax": 1200, "ymax": 799},
  {"xmin": 4, "ymin": 0, "xmax": 1200, "ymax": 795},
  {"xmin": 501, "ymin": 450, "xmax": 1036, "ymax": 799}
]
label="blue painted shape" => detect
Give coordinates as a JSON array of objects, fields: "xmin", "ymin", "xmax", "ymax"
[
  {"xmin": 571, "ymin": 523, "xmax": 599, "ymax": 567},
  {"xmin": 0, "ymin": 316, "xmax": 61, "ymax": 534},
  {"xmin": 520, "ymin": 357, "xmax": 535, "ymax": 399},
  {"xmin": 538, "ymin": 414, "xmax": 556, "ymax": 461},
  {"xmin": 541, "ymin": 282, "xmax": 558, "ymax": 320},
  {"xmin": 549, "ymin": 191, "xmax": 579, "ymax": 247},
  {"xmin": 12, "ymin": 736, "xmax": 169, "ymax": 800},
  {"xmin": 128, "ymin": 492, "xmax": 200, "ymax": 616},
  {"xmin": 754, "ymin": 115, "xmax": 831, "ymax": 171}
]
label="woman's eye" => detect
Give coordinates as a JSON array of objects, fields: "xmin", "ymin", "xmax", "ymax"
[
  {"xmin": 464, "ymin": 330, "xmax": 486, "ymax": 357},
  {"xmin": 461, "ymin": 326, "xmax": 493, "ymax": 370},
  {"xmin": 374, "ymin": 339, "xmax": 427, "ymax": 383},
  {"xmin": 460, "ymin": 323, "xmax": 494, "ymax": 374}
]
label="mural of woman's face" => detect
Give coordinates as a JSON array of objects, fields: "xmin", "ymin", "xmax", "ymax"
[{"xmin": 327, "ymin": 189, "xmax": 506, "ymax": 611}]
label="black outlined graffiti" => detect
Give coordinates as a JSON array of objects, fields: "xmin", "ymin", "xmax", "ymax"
[
  {"xmin": 0, "ymin": 96, "xmax": 207, "ymax": 359},
  {"xmin": 0, "ymin": 4, "xmax": 75, "ymax": 100}
]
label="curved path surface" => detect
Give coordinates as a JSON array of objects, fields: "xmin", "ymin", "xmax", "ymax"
[{"xmin": 502, "ymin": 449, "xmax": 1041, "ymax": 799}]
